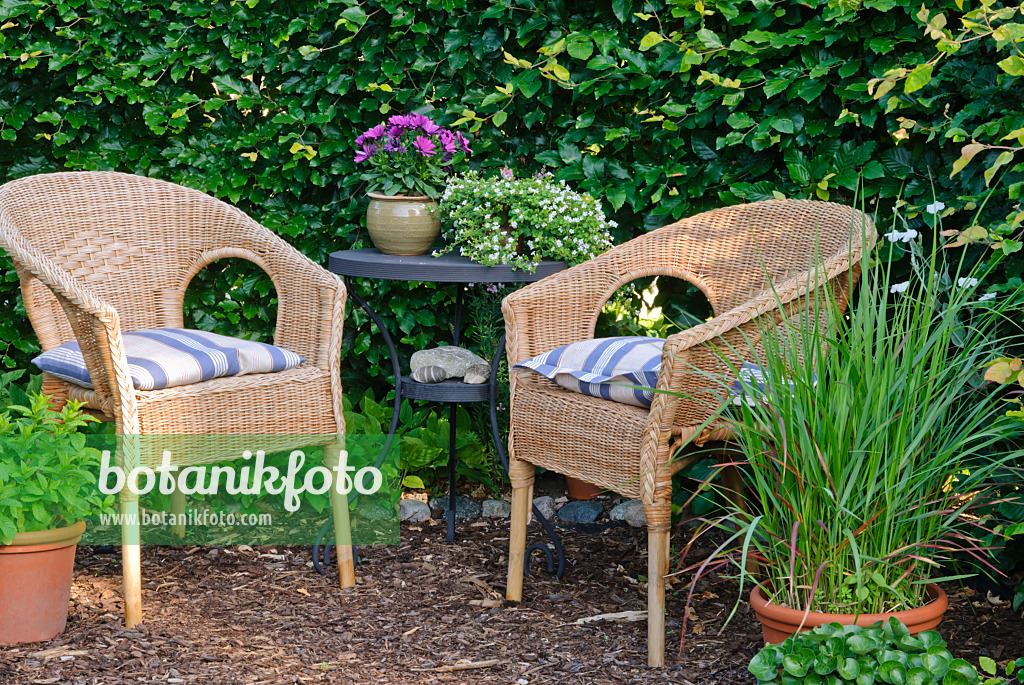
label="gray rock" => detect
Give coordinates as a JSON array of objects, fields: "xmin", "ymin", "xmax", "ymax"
[
  {"xmin": 411, "ymin": 346, "xmax": 488, "ymax": 378},
  {"xmin": 399, "ymin": 498, "xmax": 431, "ymax": 522},
  {"xmin": 411, "ymin": 365, "xmax": 448, "ymax": 383},
  {"xmin": 429, "ymin": 495, "xmax": 481, "ymax": 520},
  {"xmin": 532, "ymin": 495, "xmax": 556, "ymax": 521},
  {"xmin": 557, "ymin": 500, "xmax": 603, "ymax": 524},
  {"xmin": 462, "ymin": 363, "xmax": 490, "ymax": 384},
  {"xmin": 482, "ymin": 499, "xmax": 511, "ymax": 518},
  {"xmin": 610, "ymin": 500, "xmax": 647, "ymax": 527}
]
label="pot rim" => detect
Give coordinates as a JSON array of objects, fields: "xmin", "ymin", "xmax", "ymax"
[
  {"xmin": 367, "ymin": 191, "xmax": 435, "ymax": 202},
  {"xmin": 749, "ymin": 582, "xmax": 948, "ymax": 627},
  {"xmin": 3, "ymin": 520, "xmax": 86, "ymax": 549}
]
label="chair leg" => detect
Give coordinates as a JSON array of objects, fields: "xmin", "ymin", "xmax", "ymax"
[
  {"xmin": 324, "ymin": 442, "xmax": 355, "ymax": 588},
  {"xmin": 647, "ymin": 524, "xmax": 670, "ymax": 667},
  {"xmin": 720, "ymin": 461, "xmax": 759, "ymax": 575},
  {"xmin": 328, "ymin": 481, "xmax": 355, "ymax": 589},
  {"xmin": 506, "ymin": 483, "xmax": 532, "ymax": 602},
  {"xmin": 170, "ymin": 485, "xmax": 186, "ymax": 540},
  {"xmin": 121, "ymin": 496, "xmax": 143, "ymax": 628}
]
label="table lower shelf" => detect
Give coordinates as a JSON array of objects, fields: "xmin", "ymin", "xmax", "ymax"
[{"xmin": 400, "ymin": 376, "xmax": 490, "ymax": 402}]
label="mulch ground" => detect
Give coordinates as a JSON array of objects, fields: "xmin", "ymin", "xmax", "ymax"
[{"xmin": 1, "ymin": 516, "xmax": 1022, "ymax": 685}]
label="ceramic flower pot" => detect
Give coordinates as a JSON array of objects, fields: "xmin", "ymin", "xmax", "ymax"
[
  {"xmin": 749, "ymin": 583, "xmax": 948, "ymax": 644},
  {"xmin": 565, "ymin": 475, "xmax": 602, "ymax": 500},
  {"xmin": 0, "ymin": 520, "xmax": 85, "ymax": 643},
  {"xmin": 366, "ymin": 192, "xmax": 440, "ymax": 255}
]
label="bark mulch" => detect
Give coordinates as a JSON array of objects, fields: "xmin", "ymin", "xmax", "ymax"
[{"xmin": 1, "ymin": 518, "xmax": 1021, "ymax": 685}]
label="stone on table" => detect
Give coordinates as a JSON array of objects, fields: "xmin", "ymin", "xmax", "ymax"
[
  {"xmin": 462, "ymin": 363, "xmax": 490, "ymax": 384},
  {"xmin": 411, "ymin": 346, "xmax": 488, "ymax": 378}
]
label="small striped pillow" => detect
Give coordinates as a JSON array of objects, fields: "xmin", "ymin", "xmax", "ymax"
[
  {"xmin": 513, "ymin": 336, "xmax": 665, "ymax": 408},
  {"xmin": 33, "ymin": 328, "xmax": 305, "ymax": 392},
  {"xmin": 514, "ymin": 338, "xmax": 786, "ymax": 409}
]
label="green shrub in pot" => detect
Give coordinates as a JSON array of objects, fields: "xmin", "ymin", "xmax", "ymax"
[
  {"xmin": 748, "ymin": 618, "xmax": 1024, "ymax": 685},
  {"xmin": 0, "ymin": 393, "xmax": 116, "ymax": 544}
]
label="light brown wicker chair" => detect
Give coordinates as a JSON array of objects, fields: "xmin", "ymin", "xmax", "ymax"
[
  {"xmin": 502, "ymin": 199, "xmax": 876, "ymax": 666},
  {"xmin": 0, "ymin": 171, "xmax": 352, "ymax": 627}
]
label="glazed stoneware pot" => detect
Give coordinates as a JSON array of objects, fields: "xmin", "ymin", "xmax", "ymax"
[
  {"xmin": 0, "ymin": 520, "xmax": 85, "ymax": 643},
  {"xmin": 750, "ymin": 583, "xmax": 948, "ymax": 644},
  {"xmin": 366, "ymin": 192, "xmax": 440, "ymax": 255}
]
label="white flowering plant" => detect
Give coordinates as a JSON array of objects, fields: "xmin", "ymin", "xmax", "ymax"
[{"xmin": 436, "ymin": 169, "xmax": 616, "ymax": 271}]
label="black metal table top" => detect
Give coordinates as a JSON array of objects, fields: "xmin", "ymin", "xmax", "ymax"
[{"xmin": 328, "ymin": 248, "xmax": 566, "ymax": 283}]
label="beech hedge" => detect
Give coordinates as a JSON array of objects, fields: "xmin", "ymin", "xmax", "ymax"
[{"xmin": 0, "ymin": 0, "xmax": 1021, "ymax": 381}]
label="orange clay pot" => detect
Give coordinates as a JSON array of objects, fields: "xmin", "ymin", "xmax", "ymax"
[
  {"xmin": 565, "ymin": 475, "xmax": 603, "ymax": 501},
  {"xmin": 750, "ymin": 583, "xmax": 948, "ymax": 644},
  {"xmin": 0, "ymin": 520, "xmax": 85, "ymax": 644}
]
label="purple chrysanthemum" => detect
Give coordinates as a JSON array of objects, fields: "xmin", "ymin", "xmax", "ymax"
[{"xmin": 413, "ymin": 135, "xmax": 437, "ymax": 157}]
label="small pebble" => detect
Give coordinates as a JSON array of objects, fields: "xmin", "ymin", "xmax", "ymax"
[{"xmin": 411, "ymin": 365, "xmax": 447, "ymax": 383}]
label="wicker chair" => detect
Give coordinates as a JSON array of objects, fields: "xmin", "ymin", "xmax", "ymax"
[
  {"xmin": 0, "ymin": 171, "xmax": 352, "ymax": 627},
  {"xmin": 502, "ymin": 200, "xmax": 876, "ymax": 666}
]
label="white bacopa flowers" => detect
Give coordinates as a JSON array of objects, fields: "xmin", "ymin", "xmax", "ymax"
[
  {"xmin": 978, "ymin": 293, "xmax": 997, "ymax": 301},
  {"xmin": 925, "ymin": 201, "xmax": 946, "ymax": 215},
  {"xmin": 436, "ymin": 171, "xmax": 616, "ymax": 271}
]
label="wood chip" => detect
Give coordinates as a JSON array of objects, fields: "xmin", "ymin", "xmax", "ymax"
[{"xmin": 575, "ymin": 610, "xmax": 648, "ymax": 625}]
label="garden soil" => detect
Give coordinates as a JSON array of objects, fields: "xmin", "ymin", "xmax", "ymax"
[{"xmin": 1, "ymin": 519, "xmax": 1021, "ymax": 684}]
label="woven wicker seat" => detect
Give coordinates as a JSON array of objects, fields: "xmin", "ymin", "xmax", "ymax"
[
  {"xmin": 502, "ymin": 199, "xmax": 876, "ymax": 666},
  {"xmin": 0, "ymin": 171, "xmax": 353, "ymax": 627}
]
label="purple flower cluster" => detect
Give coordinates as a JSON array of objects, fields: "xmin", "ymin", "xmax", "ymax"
[{"xmin": 354, "ymin": 113, "xmax": 471, "ymax": 164}]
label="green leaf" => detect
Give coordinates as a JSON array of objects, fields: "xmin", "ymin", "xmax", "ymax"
[
  {"xmin": 978, "ymin": 657, "xmax": 996, "ymax": 676},
  {"xmin": 341, "ymin": 6, "xmax": 368, "ymax": 27},
  {"xmin": 639, "ymin": 32, "xmax": 663, "ymax": 51},
  {"xmin": 402, "ymin": 475, "xmax": 425, "ymax": 489},
  {"xmin": 998, "ymin": 55, "xmax": 1024, "ymax": 76},
  {"xmin": 492, "ymin": 111, "xmax": 507, "ymax": 127},
  {"xmin": 696, "ymin": 28, "xmax": 723, "ymax": 49},
  {"xmin": 904, "ymin": 63, "xmax": 933, "ymax": 94},
  {"xmin": 567, "ymin": 37, "xmax": 594, "ymax": 60}
]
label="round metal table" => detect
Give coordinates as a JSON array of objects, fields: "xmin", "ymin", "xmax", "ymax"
[{"xmin": 326, "ymin": 248, "xmax": 568, "ymax": 577}]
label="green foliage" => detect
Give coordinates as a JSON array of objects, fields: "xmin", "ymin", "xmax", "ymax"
[
  {"xmin": 0, "ymin": 394, "xmax": 116, "ymax": 544},
  {"xmin": 343, "ymin": 391, "xmax": 500, "ymax": 492},
  {"xmin": 438, "ymin": 170, "xmax": 615, "ymax": 271},
  {"xmin": 748, "ymin": 618, "xmax": 1024, "ymax": 685}
]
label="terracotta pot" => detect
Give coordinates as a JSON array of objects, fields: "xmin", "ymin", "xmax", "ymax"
[
  {"xmin": 366, "ymin": 192, "xmax": 440, "ymax": 255},
  {"xmin": 750, "ymin": 583, "xmax": 948, "ymax": 644},
  {"xmin": 565, "ymin": 475, "xmax": 603, "ymax": 501},
  {"xmin": 0, "ymin": 520, "xmax": 85, "ymax": 644}
]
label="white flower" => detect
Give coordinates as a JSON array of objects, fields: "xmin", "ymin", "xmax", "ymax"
[
  {"xmin": 925, "ymin": 201, "xmax": 946, "ymax": 215},
  {"xmin": 890, "ymin": 281, "xmax": 910, "ymax": 294},
  {"xmin": 957, "ymin": 277, "xmax": 979, "ymax": 289},
  {"xmin": 978, "ymin": 293, "xmax": 996, "ymax": 301},
  {"xmin": 884, "ymin": 229, "xmax": 919, "ymax": 243}
]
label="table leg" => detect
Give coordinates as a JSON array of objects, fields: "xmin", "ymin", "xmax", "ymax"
[{"xmin": 489, "ymin": 334, "xmax": 565, "ymax": 579}]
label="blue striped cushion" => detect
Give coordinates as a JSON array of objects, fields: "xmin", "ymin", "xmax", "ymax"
[
  {"xmin": 513, "ymin": 337, "xmax": 665, "ymax": 408},
  {"xmin": 515, "ymin": 338, "xmax": 788, "ymax": 409},
  {"xmin": 32, "ymin": 328, "xmax": 305, "ymax": 391}
]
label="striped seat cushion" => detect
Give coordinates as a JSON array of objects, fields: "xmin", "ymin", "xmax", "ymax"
[
  {"xmin": 32, "ymin": 328, "xmax": 305, "ymax": 391},
  {"xmin": 515, "ymin": 337, "xmax": 788, "ymax": 409},
  {"xmin": 513, "ymin": 337, "xmax": 665, "ymax": 408}
]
